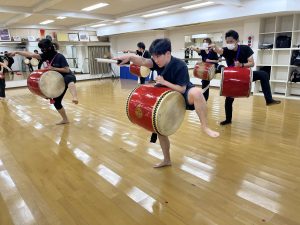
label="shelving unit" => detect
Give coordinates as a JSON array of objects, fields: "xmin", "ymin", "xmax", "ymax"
[{"xmin": 256, "ymin": 14, "xmax": 300, "ymax": 100}]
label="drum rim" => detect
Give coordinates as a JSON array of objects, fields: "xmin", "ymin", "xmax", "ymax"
[
  {"xmin": 152, "ymin": 90, "xmax": 173, "ymax": 135},
  {"xmin": 247, "ymin": 68, "xmax": 253, "ymax": 97},
  {"xmin": 39, "ymin": 70, "xmax": 65, "ymax": 98},
  {"xmin": 126, "ymin": 86, "xmax": 139, "ymax": 123},
  {"xmin": 152, "ymin": 90, "xmax": 185, "ymax": 136},
  {"xmin": 220, "ymin": 66, "xmax": 225, "ymax": 96}
]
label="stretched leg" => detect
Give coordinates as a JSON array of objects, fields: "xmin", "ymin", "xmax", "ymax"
[
  {"xmin": 201, "ymin": 80, "xmax": 210, "ymax": 101},
  {"xmin": 68, "ymin": 82, "xmax": 78, "ymax": 104},
  {"xmin": 220, "ymin": 97, "xmax": 234, "ymax": 125},
  {"xmin": 54, "ymin": 88, "xmax": 69, "ymax": 125},
  {"xmin": 253, "ymin": 70, "xmax": 281, "ymax": 105},
  {"xmin": 154, "ymin": 134, "xmax": 171, "ymax": 168},
  {"xmin": 187, "ymin": 87, "xmax": 219, "ymax": 137},
  {"xmin": 56, "ymin": 108, "xmax": 69, "ymax": 125}
]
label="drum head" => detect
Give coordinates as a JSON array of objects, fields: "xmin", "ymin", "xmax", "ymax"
[
  {"xmin": 39, "ymin": 71, "xmax": 65, "ymax": 98},
  {"xmin": 31, "ymin": 58, "xmax": 39, "ymax": 66},
  {"xmin": 140, "ymin": 66, "xmax": 151, "ymax": 78},
  {"xmin": 154, "ymin": 91, "xmax": 185, "ymax": 136},
  {"xmin": 24, "ymin": 58, "xmax": 30, "ymax": 64}
]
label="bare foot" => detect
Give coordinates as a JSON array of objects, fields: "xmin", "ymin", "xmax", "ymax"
[
  {"xmin": 202, "ymin": 126, "xmax": 220, "ymax": 138},
  {"xmin": 56, "ymin": 120, "xmax": 69, "ymax": 125},
  {"xmin": 153, "ymin": 161, "xmax": 172, "ymax": 168},
  {"xmin": 72, "ymin": 99, "xmax": 78, "ymax": 104}
]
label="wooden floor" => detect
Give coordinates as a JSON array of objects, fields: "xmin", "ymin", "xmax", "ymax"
[{"xmin": 1, "ymin": 79, "xmax": 300, "ymax": 225}]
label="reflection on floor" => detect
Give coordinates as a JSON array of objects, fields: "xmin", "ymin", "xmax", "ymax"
[{"xmin": 0, "ymin": 79, "xmax": 299, "ymax": 225}]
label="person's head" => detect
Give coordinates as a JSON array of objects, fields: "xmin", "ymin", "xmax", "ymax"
[
  {"xmin": 38, "ymin": 38, "xmax": 56, "ymax": 55},
  {"xmin": 137, "ymin": 42, "xmax": 145, "ymax": 52},
  {"xmin": 34, "ymin": 49, "xmax": 38, "ymax": 54},
  {"xmin": 225, "ymin": 30, "xmax": 239, "ymax": 50},
  {"xmin": 203, "ymin": 38, "xmax": 212, "ymax": 48},
  {"xmin": 149, "ymin": 38, "xmax": 172, "ymax": 67}
]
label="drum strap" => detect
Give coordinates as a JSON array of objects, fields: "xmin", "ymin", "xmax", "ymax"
[
  {"xmin": 232, "ymin": 45, "xmax": 241, "ymax": 66},
  {"xmin": 46, "ymin": 53, "xmax": 59, "ymax": 68}
]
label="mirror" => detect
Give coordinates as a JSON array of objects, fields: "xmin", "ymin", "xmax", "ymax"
[
  {"xmin": 0, "ymin": 43, "xmax": 90, "ymax": 83},
  {"xmin": 184, "ymin": 32, "xmax": 223, "ymax": 66}
]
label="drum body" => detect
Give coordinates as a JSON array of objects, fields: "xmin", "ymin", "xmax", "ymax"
[
  {"xmin": 126, "ymin": 85, "xmax": 186, "ymax": 136},
  {"xmin": 129, "ymin": 64, "xmax": 151, "ymax": 78},
  {"xmin": 27, "ymin": 69, "xmax": 65, "ymax": 99},
  {"xmin": 193, "ymin": 62, "xmax": 216, "ymax": 80},
  {"xmin": 30, "ymin": 58, "xmax": 39, "ymax": 66},
  {"xmin": 220, "ymin": 67, "xmax": 252, "ymax": 97}
]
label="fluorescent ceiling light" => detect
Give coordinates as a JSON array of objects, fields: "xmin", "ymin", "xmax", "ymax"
[
  {"xmin": 182, "ymin": 1, "xmax": 214, "ymax": 9},
  {"xmin": 91, "ymin": 23, "xmax": 107, "ymax": 28},
  {"xmin": 142, "ymin": 11, "xmax": 168, "ymax": 18},
  {"xmin": 113, "ymin": 21, "xmax": 121, "ymax": 24},
  {"xmin": 57, "ymin": 16, "xmax": 66, "ymax": 19},
  {"xmin": 39, "ymin": 20, "xmax": 54, "ymax": 25},
  {"xmin": 82, "ymin": 3, "xmax": 109, "ymax": 11}
]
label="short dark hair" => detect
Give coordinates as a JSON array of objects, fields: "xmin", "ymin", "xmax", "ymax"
[
  {"xmin": 203, "ymin": 38, "xmax": 212, "ymax": 44},
  {"xmin": 38, "ymin": 38, "xmax": 53, "ymax": 49},
  {"xmin": 149, "ymin": 38, "xmax": 171, "ymax": 55},
  {"xmin": 225, "ymin": 30, "xmax": 239, "ymax": 40},
  {"xmin": 137, "ymin": 42, "xmax": 145, "ymax": 50}
]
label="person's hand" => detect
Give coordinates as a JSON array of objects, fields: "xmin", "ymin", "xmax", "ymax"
[
  {"xmin": 234, "ymin": 61, "xmax": 242, "ymax": 67},
  {"xmin": 156, "ymin": 75, "xmax": 166, "ymax": 85},
  {"xmin": 7, "ymin": 51, "xmax": 16, "ymax": 57}
]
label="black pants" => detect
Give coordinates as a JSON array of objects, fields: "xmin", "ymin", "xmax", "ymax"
[
  {"xmin": 140, "ymin": 77, "xmax": 146, "ymax": 84},
  {"xmin": 53, "ymin": 74, "xmax": 76, "ymax": 110},
  {"xmin": 202, "ymin": 64, "xmax": 224, "ymax": 101},
  {"xmin": 201, "ymin": 80, "xmax": 210, "ymax": 101},
  {"xmin": 224, "ymin": 70, "xmax": 273, "ymax": 122},
  {"xmin": 0, "ymin": 79, "xmax": 5, "ymax": 97},
  {"xmin": 28, "ymin": 64, "xmax": 34, "ymax": 72}
]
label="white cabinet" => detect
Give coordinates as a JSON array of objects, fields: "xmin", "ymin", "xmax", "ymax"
[{"xmin": 256, "ymin": 14, "xmax": 300, "ymax": 100}]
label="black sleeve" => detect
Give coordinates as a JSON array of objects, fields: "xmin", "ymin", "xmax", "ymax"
[
  {"xmin": 175, "ymin": 64, "xmax": 189, "ymax": 86},
  {"xmin": 143, "ymin": 50, "xmax": 151, "ymax": 59},
  {"xmin": 243, "ymin": 45, "xmax": 254, "ymax": 59},
  {"xmin": 57, "ymin": 54, "xmax": 69, "ymax": 67}
]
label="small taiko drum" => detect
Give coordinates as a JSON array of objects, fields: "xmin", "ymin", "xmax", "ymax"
[
  {"xmin": 27, "ymin": 69, "xmax": 65, "ymax": 99},
  {"xmin": 193, "ymin": 62, "xmax": 216, "ymax": 80},
  {"xmin": 24, "ymin": 58, "xmax": 30, "ymax": 65},
  {"xmin": 126, "ymin": 85, "xmax": 186, "ymax": 136},
  {"xmin": 129, "ymin": 64, "xmax": 151, "ymax": 78},
  {"xmin": 220, "ymin": 67, "xmax": 252, "ymax": 98},
  {"xmin": 30, "ymin": 58, "xmax": 39, "ymax": 67}
]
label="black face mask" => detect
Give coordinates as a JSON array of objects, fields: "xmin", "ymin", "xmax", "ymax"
[{"xmin": 41, "ymin": 46, "xmax": 57, "ymax": 59}]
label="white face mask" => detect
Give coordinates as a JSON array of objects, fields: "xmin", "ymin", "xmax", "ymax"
[
  {"xmin": 203, "ymin": 43, "xmax": 209, "ymax": 48},
  {"xmin": 226, "ymin": 43, "xmax": 236, "ymax": 50}
]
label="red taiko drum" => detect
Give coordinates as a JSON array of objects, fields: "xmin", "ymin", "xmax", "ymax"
[
  {"xmin": 126, "ymin": 85, "xmax": 186, "ymax": 136},
  {"xmin": 129, "ymin": 64, "xmax": 151, "ymax": 78},
  {"xmin": 27, "ymin": 69, "xmax": 65, "ymax": 99},
  {"xmin": 220, "ymin": 67, "xmax": 252, "ymax": 97},
  {"xmin": 193, "ymin": 62, "xmax": 216, "ymax": 80}
]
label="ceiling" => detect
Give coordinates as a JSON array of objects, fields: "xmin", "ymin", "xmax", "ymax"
[{"xmin": 0, "ymin": 0, "xmax": 243, "ymax": 30}]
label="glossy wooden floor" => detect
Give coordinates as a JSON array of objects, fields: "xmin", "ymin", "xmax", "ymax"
[{"xmin": 1, "ymin": 79, "xmax": 300, "ymax": 225}]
